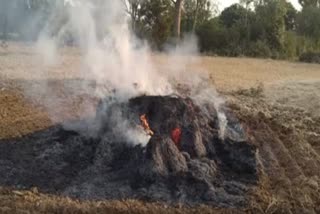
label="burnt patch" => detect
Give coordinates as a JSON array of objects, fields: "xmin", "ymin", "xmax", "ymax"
[{"xmin": 0, "ymin": 95, "xmax": 258, "ymax": 208}]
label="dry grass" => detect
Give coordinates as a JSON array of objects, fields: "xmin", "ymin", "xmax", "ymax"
[
  {"xmin": 2, "ymin": 42, "xmax": 320, "ymax": 90},
  {"xmin": 153, "ymin": 54, "xmax": 320, "ymax": 91},
  {"xmin": 0, "ymin": 187, "xmax": 243, "ymax": 214}
]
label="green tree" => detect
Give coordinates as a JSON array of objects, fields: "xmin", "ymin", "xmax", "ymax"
[
  {"xmin": 297, "ymin": 6, "xmax": 320, "ymax": 44},
  {"xmin": 138, "ymin": 0, "xmax": 173, "ymax": 48},
  {"xmin": 182, "ymin": 0, "xmax": 216, "ymax": 32},
  {"xmin": 284, "ymin": 1, "xmax": 297, "ymax": 31},
  {"xmin": 196, "ymin": 18, "xmax": 228, "ymax": 53},
  {"xmin": 254, "ymin": 0, "xmax": 287, "ymax": 51},
  {"xmin": 220, "ymin": 4, "xmax": 247, "ymax": 28}
]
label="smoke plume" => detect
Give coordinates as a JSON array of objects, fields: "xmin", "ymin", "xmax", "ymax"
[{"xmin": 20, "ymin": 0, "xmax": 227, "ymax": 145}]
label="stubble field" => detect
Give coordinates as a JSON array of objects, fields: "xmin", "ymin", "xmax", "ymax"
[{"xmin": 0, "ymin": 43, "xmax": 320, "ymax": 213}]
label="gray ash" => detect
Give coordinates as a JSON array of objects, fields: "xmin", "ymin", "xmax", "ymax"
[{"xmin": 0, "ymin": 95, "xmax": 258, "ymax": 208}]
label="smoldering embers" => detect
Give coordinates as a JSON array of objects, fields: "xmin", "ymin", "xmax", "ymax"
[{"xmin": 0, "ymin": 95, "xmax": 258, "ymax": 208}]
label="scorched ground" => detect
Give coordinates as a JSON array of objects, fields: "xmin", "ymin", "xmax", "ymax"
[{"xmin": 0, "ymin": 95, "xmax": 258, "ymax": 208}]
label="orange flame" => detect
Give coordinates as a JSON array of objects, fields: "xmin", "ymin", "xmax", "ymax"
[
  {"xmin": 171, "ymin": 128, "xmax": 182, "ymax": 148},
  {"xmin": 140, "ymin": 114, "xmax": 154, "ymax": 136}
]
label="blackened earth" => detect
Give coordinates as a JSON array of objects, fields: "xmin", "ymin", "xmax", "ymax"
[{"xmin": 0, "ymin": 95, "xmax": 258, "ymax": 208}]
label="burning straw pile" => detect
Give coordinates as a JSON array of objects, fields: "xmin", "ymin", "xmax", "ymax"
[{"xmin": 0, "ymin": 94, "xmax": 258, "ymax": 208}]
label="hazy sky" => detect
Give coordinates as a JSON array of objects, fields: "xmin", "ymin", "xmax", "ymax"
[{"xmin": 218, "ymin": 0, "xmax": 302, "ymax": 10}]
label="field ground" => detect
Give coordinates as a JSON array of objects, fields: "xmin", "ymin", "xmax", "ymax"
[{"xmin": 0, "ymin": 43, "xmax": 320, "ymax": 213}]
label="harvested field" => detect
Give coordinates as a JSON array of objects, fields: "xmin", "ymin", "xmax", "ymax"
[{"xmin": 0, "ymin": 43, "xmax": 320, "ymax": 213}]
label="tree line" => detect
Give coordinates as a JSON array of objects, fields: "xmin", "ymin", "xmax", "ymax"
[
  {"xmin": 196, "ymin": 0, "xmax": 320, "ymax": 60},
  {"xmin": 1, "ymin": 0, "xmax": 320, "ymax": 61}
]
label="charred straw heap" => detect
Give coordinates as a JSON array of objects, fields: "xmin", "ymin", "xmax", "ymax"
[{"xmin": 0, "ymin": 95, "xmax": 258, "ymax": 208}]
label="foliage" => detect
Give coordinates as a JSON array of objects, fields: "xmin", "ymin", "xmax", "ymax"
[
  {"xmin": 246, "ymin": 40, "xmax": 272, "ymax": 58},
  {"xmin": 197, "ymin": 0, "xmax": 320, "ymax": 61},
  {"xmin": 284, "ymin": 1, "xmax": 297, "ymax": 31},
  {"xmin": 220, "ymin": 4, "xmax": 247, "ymax": 28},
  {"xmin": 136, "ymin": 0, "xmax": 174, "ymax": 49},
  {"xmin": 197, "ymin": 18, "xmax": 228, "ymax": 54},
  {"xmin": 182, "ymin": 0, "xmax": 215, "ymax": 32},
  {"xmin": 254, "ymin": 0, "xmax": 287, "ymax": 51},
  {"xmin": 282, "ymin": 31, "xmax": 298, "ymax": 59},
  {"xmin": 297, "ymin": 6, "xmax": 320, "ymax": 42},
  {"xmin": 299, "ymin": 51, "xmax": 320, "ymax": 63}
]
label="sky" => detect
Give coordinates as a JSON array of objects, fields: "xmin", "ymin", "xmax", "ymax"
[{"xmin": 218, "ymin": 0, "xmax": 302, "ymax": 11}]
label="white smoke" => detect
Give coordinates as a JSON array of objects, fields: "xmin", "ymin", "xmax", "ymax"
[
  {"xmin": 107, "ymin": 107, "xmax": 151, "ymax": 147},
  {"xmin": 31, "ymin": 0, "xmax": 170, "ymax": 146},
  {"xmin": 37, "ymin": 0, "xmax": 172, "ymax": 99},
  {"xmin": 24, "ymin": 0, "xmax": 227, "ymax": 145},
  {"xmin": 162, "ymin": 35, "xmax": 228, "ymax": 139}
]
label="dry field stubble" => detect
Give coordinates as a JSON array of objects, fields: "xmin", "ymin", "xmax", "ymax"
[{"xmin": 0, "ymin": 43, "xmax": 320, "ymax": 213}]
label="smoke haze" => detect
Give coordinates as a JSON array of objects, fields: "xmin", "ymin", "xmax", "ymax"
[{"xmin": 8, "ymin": 0, "xmax": 228, "ymax": 145}]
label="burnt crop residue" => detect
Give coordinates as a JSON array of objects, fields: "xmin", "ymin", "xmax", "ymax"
[{"xmin": 0, "ymin": 95, "xmax": 258, "ymax": 208}]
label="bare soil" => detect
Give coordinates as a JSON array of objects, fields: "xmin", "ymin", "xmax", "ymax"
[{"xmin": 0, "ymin": 43, "xmax": 319, "ymax": 213}]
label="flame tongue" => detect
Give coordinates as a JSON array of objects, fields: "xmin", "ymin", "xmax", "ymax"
[
  {"xmin": 139, "ymin": 114, "xmax": 182, "ymax": 149},
  {"xmin": 171, "ymin": 128, "xmax": 182, "ymax": 148},
  {"xmin": 140, "ymin": 114, "xmax": 154, "ymax": 136}
]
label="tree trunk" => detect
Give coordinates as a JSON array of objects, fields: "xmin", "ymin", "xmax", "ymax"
[
  {"xmin": 192, "ymin": 0, "xmax": 200, "ymax": 33},
  {"xmin": 174, "ymin": 0, "xmax": 183, "ymax": 39}
]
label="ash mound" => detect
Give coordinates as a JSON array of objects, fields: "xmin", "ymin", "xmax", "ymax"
[{"xmin": 0, "ymin": 95, "xmax": 258, "ymax": 207}]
